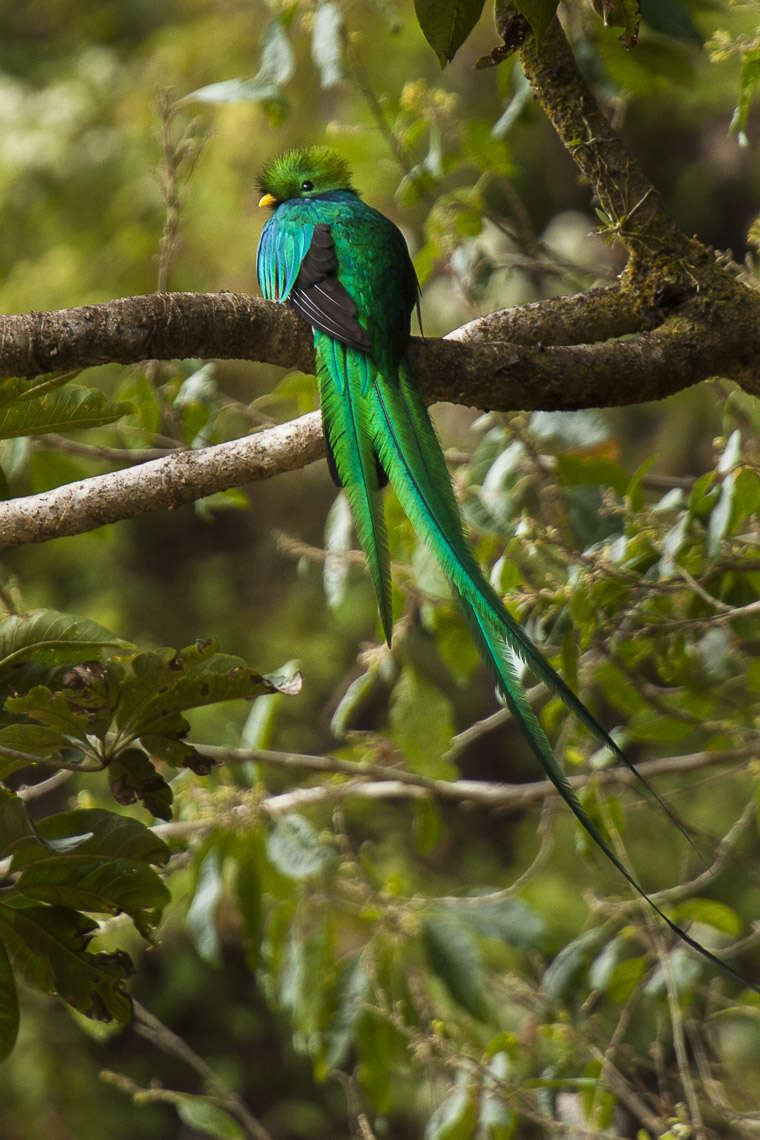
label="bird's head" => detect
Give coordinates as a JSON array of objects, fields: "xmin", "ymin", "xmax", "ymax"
[{"xmin": 257, "ymin": 146, "xmax": 355, "ymax": 209}]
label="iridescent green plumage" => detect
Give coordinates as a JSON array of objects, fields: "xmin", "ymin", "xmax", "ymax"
[{"xmin": 257, "ymin": 146, "xmax": 757, "ymax": 990}]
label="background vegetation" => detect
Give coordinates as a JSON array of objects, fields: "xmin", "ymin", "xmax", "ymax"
[{"xmin": 2, "ymin": 1, "xmax": 760, "ymax": 1137}]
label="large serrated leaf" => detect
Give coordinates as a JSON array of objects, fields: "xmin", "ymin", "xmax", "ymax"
[
  {"xmin": 0, "ymin": 610, "xmax": 130, "ymax": 672},
  {"xmin": 0, "ymin": 387, "xmax": 130, "ymax": 440},
  {"xmin": 0, "ymin": 723, "xmax": 71, "ymax": 769},
  {"xmin": 0, "ymin": 905, "xmax": 133, "ymax": 1022},
  {"xmin": 4, "ymin": 685, "xmax": 93, "ymax": 741},
  {"xmin": 34, "ymin": 809, "xmax": 169, "ymax": 867},
  {"xmin": 414, "ymin": 0, "xmax": 487, "ymax": 66},
  {"xmin": 114, "ymin": 643, "xmax": 298, "ymax": 740},
  {"xmin": 15, "ymin": 856, "xmax": 170, "ymax": 939},
  {"xmin": 0, "ymin": 370, "xmax": 81, "ymax": 410}
]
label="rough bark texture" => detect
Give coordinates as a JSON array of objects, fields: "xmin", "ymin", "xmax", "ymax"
[{"xmin": 2, "ymin": 16, "xmax": 760, "ymax": 550}]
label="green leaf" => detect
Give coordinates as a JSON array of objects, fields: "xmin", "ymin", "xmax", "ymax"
[
  {"xmin": 234, "ymin": 845, "xmax": 263, "ymax": 968},
  {"xmin": 513, "ymin": 0, "xmax": 560, "ymax": 45},
  {"xmin": 673, "ymin": 898, "xmax": 742, "ymax": 938},
  {"xmin": 0, "ymin": 905, "xmax": 133, "ymax": 1022},
  {"xmin": 15, "ymin": 856, "xmax": 170, "ymax": 940},
  {"xmin": 323, "ymin": 491, "xmax": 353, "ymax": 613},
  {"xmin": 730, "ymin": 469, "xmax": 760, "ymax": 530},
  {"xmin": 4, "ymin": 685, "xmax": 93, "ymax": 742},
  {"xmin": 311, "ymin": 1, "xmax": 344, "ymax": 88},
  {"xmin": 422, "ymin": 915, "xmax": 488, "ymax": 1020},
  {"xmin": 186, "ymin": 847, "xmax": 224, "ymax": 965},
  {"xmin": 442, "ymin": 895, "xmax": 546, "ymax": 950},
  {"xmin": 425, "ymin": 1080, "xmax": 478, "ymax": 1140},
  {"xmin": 33, "ymin": 809, "xmax": 170, "ymax": 867},
  {"xmin": 592, "ymin": 0, "xmax": 640, "ymax": 48},
  {"xmin": 0, "ymin": 370, "xmax": 81, "ymax": 410},
  {"xmin": 108, "ymin": 749, "xmax": 173, "ymax": 820},
  {"xmin": 0, "ymin": 788, "xmax": 44, "ymax": 861},
  {"xmin": 187, "ymin": 17, "xmax": 294, "ymax": 106},
  {"xmin": 355, "ymin": 1007, "xmax": 402, "ymax": 1114},
  {"xmin": 731, "ymin": 48, "xmax": 760, "ymax": 145},
  {"xmin": 0, "ymin": 939, "xmax": 19, "ymax": 1062},
  {"xmin": 543, "ymin": 929, "xmax": 602, "ymax": 1002},
  {"xmin": 555, "ymin": 455, "xmax": 629, "ymax": 495},
  {"xmin": 329, "ymin": 669, "xmax": 378, "ymax": 739},
  {"xmin": 323, "ymin": 953, "xmax": 368, "ymax": 1070},
  {"xmin": 0, "ymin": 609, "xmax": 129, "ymax": 673},
  {"xmin": 266, "ymin": 813, "xmax": 336, "ymax": 880},
  {"xmin": 413, "ymin": 798, "xmax": 442, "ymax": 856},
  {"xmin": 389, "ymin": 667, "xmax": 457, "ymax": 779},
  {"xmin": 0, "ymin": 387, "xmax": 130, "ymax": 440},
  {"xmin": 176, "ymin": 1098, "xmax": 245, "ymax": 1140},
  {"xmin": 644, "ymin": 946, "xmax": 701, "ymax": 996},
  {"xmin": 115, "ymin": 643, "xmax": 296, "ymax": 740},
  {"xmin": 413, "ymin": 0, "xmax": 487, "ymax": 66},
  {"xmin": 0, "ymin": 724, "xmax": 71, "ymax": 774}
]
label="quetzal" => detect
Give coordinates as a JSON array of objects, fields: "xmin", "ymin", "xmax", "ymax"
[{"xmin": 257, "ymin": 145, "xmax": 753, "ymax": 986}]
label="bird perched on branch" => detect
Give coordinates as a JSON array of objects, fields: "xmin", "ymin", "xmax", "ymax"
[{"xmin": 256, "ymin": 144, "xmax": 755, "ymax": 989}]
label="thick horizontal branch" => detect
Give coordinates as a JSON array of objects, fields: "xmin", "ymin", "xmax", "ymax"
[
  {"xmin": 0, "ymin": 412, "xmax": 324, "ymax": 549},
  {"xmin": 2, "ymin": 289, "xmax": 760, "ymax": 549},
  {"xmin": 0, "ymin": 291, "xmax": 316, "ymax": 379}
]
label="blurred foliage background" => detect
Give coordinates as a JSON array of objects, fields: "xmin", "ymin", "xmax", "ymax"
[{"xmin": 3, "ymin": 1, "xmax": 760, "ymax": 1137}]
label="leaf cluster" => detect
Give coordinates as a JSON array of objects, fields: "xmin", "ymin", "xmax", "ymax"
[{"xmin": 0, "ymin": 607, "xmax": 299, "ymax": 1063}]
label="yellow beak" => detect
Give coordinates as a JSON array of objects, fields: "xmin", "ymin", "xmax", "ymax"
[{"xmin": 258, "ymin": 192, "xmax": 278, "ymax": 208}]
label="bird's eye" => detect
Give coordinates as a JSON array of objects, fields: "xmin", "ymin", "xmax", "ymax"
[{"xmin": 300, "ymin": 180, "xmax": 314, "ymax": 192}]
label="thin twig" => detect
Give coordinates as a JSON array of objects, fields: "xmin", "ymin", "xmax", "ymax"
[{"xmin": 131, "ymin": 1000, "xmax": 274, "ymax": 1140}]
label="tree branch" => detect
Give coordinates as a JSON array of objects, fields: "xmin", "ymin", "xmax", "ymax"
[
  {"xmin": 0, "ymin": 411, "xmax": 324, "ymax": 549},
  {"xmin": 3, "ymin": 291, "xmax": 760, "ymax": 548},
  {"xmin": 2, "ymin": 16, "xmax": 760, "ymax": 551}
]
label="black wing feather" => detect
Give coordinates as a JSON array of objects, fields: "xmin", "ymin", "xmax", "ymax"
[{"xmin": 290, "ymin": 224, "xmax": 372, "ymax": 353}]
